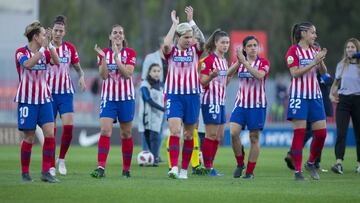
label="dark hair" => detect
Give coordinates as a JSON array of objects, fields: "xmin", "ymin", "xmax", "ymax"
[
  {"xmin": 108, "ymin": 24, "xmax": 127, "ymax": 48},
  {"xmin": 291, "ymin": 22, "xmax": 313, "ymax": 44},
  {"xmin": 205, "ymin": 29, "xmax": 228, "ymax": 54},
  {"xmin": 146, "ymin": 63, "xmax": 161, "ymax": 86},
  {"xmin": 53, "ymin": 15, "xmax": 66, "ymax": 26},
  {"xmin": 242, "ymin": 35, "xmax": 259, "ymax": 57},
  {"xmin": 24, "ymin": 21, "xmax": 42, "ymax": 42}
]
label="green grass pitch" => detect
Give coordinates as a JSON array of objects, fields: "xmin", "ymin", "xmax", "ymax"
[{"xmin": 0, "ymin": 146, "xmax": 359, "ymax": 203}]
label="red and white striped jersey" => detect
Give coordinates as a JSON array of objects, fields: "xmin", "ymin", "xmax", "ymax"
[
  {"xmin": 47, "ymin": 41, "xmax": 79, "ymax": 94},
  {"xmin": 15, "ymin": 46, "xmax": 52, "ymax": 104},
  {"xmin": 285, "ymin": 45, "xmax": 322, "ymax": 99},
  {"xmin": 200, "ymin": 53, "xmax": 228, "ymax": 105},
  {"xmin": 97, "ymin": 47, "xmax": 136, "ymax": 101},
  {"xmin": 234, "ymin": 57, "xmax": 270, "ymax": 108},
  {"xmin": 164, "ymin": 45, "xmax": 203, "ymax": 94}
]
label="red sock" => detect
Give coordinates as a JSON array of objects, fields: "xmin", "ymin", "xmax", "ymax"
[
  {"xmin": 246, "ymin": 161, "xmax": 257, "ymax": 175},
  {"xmin": 122, "ymin": 137, "xmax": 133, "ymax": 171},
  {"xmin": 98, "ymin": 135, "xmax": 110, "ymax": 168},
  {"xmin": 211, "ymin": 140, "xmax": 219, "ymax": 167},
  {"xmin": 291, "ymin": 128, "xmax": 306, "ymax": 172},
  {"xmin": 181, "ymin": 139, "xmax": 194, "ymax": 170},
  {"xmin": 168, "ymin": 136, "xmax": 180, "ymax": 168},
  {"xmin": 202, "ymin": 138, "xmax": 213, "ymax": 169},
  {"xmin": 51, "ymin": 127, "xmax": 57, "ymax": 168},
  {"xmin": 59, "ymin": 125, "xmax": 73, "ymax": 159},
  {"xmin": 309, "ymin": 128, "xmax": 327, "ymax": 163},
  {"xmin": 21, "ymin": 141, "xmax": 33, "ymax": 173},
  {"xmin": 235, "ymin": 154, "xmax": 244, "ymax": 167},
  {"xmin": 42, "ymin": 137, "xmax": 55, "ymax": 173}
]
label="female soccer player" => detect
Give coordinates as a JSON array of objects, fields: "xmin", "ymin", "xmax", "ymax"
[
  {"xmin": 15, "ymin": 21, "xmax": 60, "ymax": 183},
  {"xmin": 47, "ymin": 15, "xmax": 86, "ymax": 176},
  {"xmin": 164, "ymin": 6, "xmax": 205, "ymax": 179},
  {"xmin": 199, "ymin": 29, "xmax": 229, "ymax": 176},
  {"xmin": 227, "ymin": 36, "xmax": 270, "ymax": 179},
  {"xmin": 91, "ymin": 24, "xmax": 136, "ymax": 178},
  {"xmin": 285, "ymin": 22, "xmax": 328, "ymax": 180},
  {"xmin": 329, "ymin": 38, "xmax": 360, "ymax": 174}
]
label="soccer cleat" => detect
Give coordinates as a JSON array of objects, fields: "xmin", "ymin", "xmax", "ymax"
[
  {"xmin": 242, "ymin": 173, "xmax": 254, "ymax": 180},
  {"xmin": 90, "ymin": 167, "xmax": 105, "ymax": 178},
  {"xmin": 284, "ymin": 153, "xmax": 295, "ymax": 170},
  {"xmin": 356, "ymin": 166, "xmax": 360, "ymax": 174},
  {"xmin": 233, "ymin": 165, "xmax": 245, "ymax": 178},
  {"xmin": 49, "ymin": 167, "xmax": 56, "ymax": 177},
  {"xmin": 294, "ymin": 171, "xmax": 305, "ymax": 181},
  {"xmin": 207, "ymin": 168, "xmax": 224, "ymax": 177},
  {"xmin": 58, "ymin": 159, "xmax": 67, "ymax": 176},
  {"xmin": 331, "ymin": 163, "xmax": 343, "ymax": 175},
  {"xmin": 41, "ymin": 172, "xmax": 60, "ymax": 183},
  {"xmin": 122, "ymin": 170, "xmax": 131, "ymax": 178},
  {"xmin": 192, "ymin": 165, "xmax": 208, "ymax": 175},
  {"xmin": 168, "ymin": 167, "xmax": 179, "ymax": 179},
  {"xmin": 22, "ymin": 173, "xmax": 33, "ymax": 182},
  {"xmin": 305, "ymin": 162, "xmax": 320, "ymax": 180},
  {"xmin": 178, "ymin": 169, "xmax": 188, "ymax": 179}
]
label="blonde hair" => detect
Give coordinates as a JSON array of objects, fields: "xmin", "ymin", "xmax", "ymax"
[
  {"xmin": 176, "ymin": 23, "xmax": 192, "ymax": 36},
  {"xmin": 338, "ymin": 38, "xmax": 360, "ymax": 78},
  {"xmin": 24, "ymin": 21, "xmax": 42, "ymax": 42}
]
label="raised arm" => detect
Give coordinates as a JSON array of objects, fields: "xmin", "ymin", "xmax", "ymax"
[
  {"xmin": 185, "ymin": 6, "xmax": 205, "ymax": 51},
  {"xmin": 163, "ymin": 10, "xmax": 179, "ymax": 55},
  {"xmin": 94, "ymin": 44, "xmax": 108, "ymax": 80},
  {"xmin": 112, "ymin": 41, "xmax": 134, "ymax": 79}
]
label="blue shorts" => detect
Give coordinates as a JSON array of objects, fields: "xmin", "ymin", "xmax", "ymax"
[
  {"xmin": 17, "ymin": 102, "xmax": 54, "ymax": 130},
  {"xmin": 166, "ymin": 94, "xmax": 200, "ymax": 124},
  {"xmin": 201, "ymin": 104, "xmax": 226, "ymax": 124},
  {"xmin": 100, "ymin": 100, "xmax": 135, "ymax": 123},
  {"xmin": 52, "ymin": 93, "xmax": 74, "ymax": 118},
  {"xmin": 229, "ymin": 107, "xmax": 266, "ymax": 130},
  {"xmin": 287, "ymin": 98, "xmax": 326, "ymax": 122}
]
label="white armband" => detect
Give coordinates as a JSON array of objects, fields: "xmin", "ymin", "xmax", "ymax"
[
  {"xmin": 189, "ymin": 20, "xmax": 196, "ymax": 27},
  {"xmin": 48, "ymin": 42, "xmax": 55, "ymax": 50}
]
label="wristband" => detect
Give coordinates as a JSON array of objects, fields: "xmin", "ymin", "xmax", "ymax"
[
  {"xmin": 189, "ymin": 20, "xmax": 196, "ymax": 27},
  {"xmin": 39, "ymin": 47, "xmax": 45, "ymax": 54},
  {"xmin": 48, "ymin": 42, "xmax": 55, "ymax": 50}
]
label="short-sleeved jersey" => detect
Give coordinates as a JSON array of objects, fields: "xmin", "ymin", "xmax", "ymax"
[
  {"xmin": 285, "ymin": 45, "xmax": 322, "ymax": 99},
  {"xmin": 234, "ymin": 57, "xmax": 270, "ymax": 108},
  {"xmin": 164, "ymin": 45, "xmax": 203, "ymax": 95},
  {"xmin": 47, "ymin": 41, "xmax": 80, "ymax": 94},
  {"xmin": 200, "ymin": 53, "xmax": 228, "ymax": 105},
  {"xmin": 15, "ymin": 46, "xmax": 52, "ymax": 104},
  {"xmin": 97, "ymin": 47, "xmax": 136, "ymax": 101}
]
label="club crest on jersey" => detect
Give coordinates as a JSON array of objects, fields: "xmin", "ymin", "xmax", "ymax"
[
  {"xmin": 20, "ymin": 118, "xmax": 25, "ymax": 125},
  {"xmin": 292, "ymin": 109, "xmax": 297, "ymax": 114},
  {"xmin": 300, "ymin": 59, "xmax": 312, "ymax": 66},
  {"xmin": 63, "ymin": 50, "xmax": 69, "ymax": 56},
  {"xmin": 212, "ymin": 114, "xmax": 217, "ymax": 119},
  {"xmin": 287, "ymin": 56, "xmax": 294, "ymax": 65},
  {"xmin": 121, "ymin": 56, "xmax": 127, "ymax": 63},
  {"xmin": 173, "ymin": 56, "xmax": 193, "ymax": 62},
  {"xmin": 186, "ymin": 50, "xmax": 193, "ymax": 56}
]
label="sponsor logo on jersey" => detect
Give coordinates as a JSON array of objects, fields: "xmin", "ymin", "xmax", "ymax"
[
  {"xmin": 60, "ymin": 57, "xmax": 69, "ymax": 64},
  {"xmin": 32, "ymin": 63, "xmax": 47, "ymax": 70},
  {"xmin": 218, "ymin": 70, "xmax": 227, "ymax": 76},
  {"xmin": 173, "ymin": 56, "xmax": 193, "ymax": 62},
  {"xmin": 300, "ymin": 59, "xmax": 312, "ymax": 66},
  {"xmin": 238, "ymin": 72, "xmax": 253, "ymax": 78},
  {"xmin": 107, "ymin": 64, "xmax": 118, "ymax": 70},
  {"xmin": 287, "ymin": 56, "xmax": 294, "ymax": 65}
]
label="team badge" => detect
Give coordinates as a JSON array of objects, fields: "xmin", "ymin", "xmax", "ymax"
[
  {"xmin": 20, "ymin": 118, "xmax": 25, "ymax": 125},
  {"xmin": 287, "ymin": 56, "xmax": 294, "ymax": 65},
  {"xmin": 292, "ymin": 109, "xmax": 297, "ymax": 114},
  {"xmin": 212, "ymin": 114, "xmax": 217, "ymax": 119}
]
